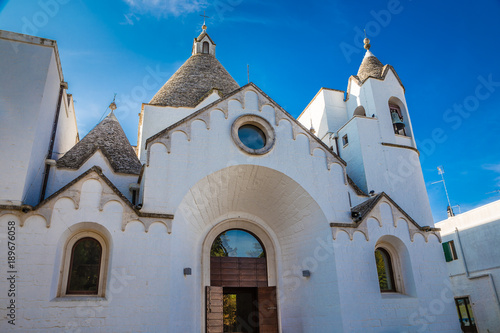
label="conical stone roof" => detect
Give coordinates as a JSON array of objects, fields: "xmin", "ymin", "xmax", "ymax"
[
  {"xmin": 149, "ymin": 53, "xmax": 239, "ymax": 107},
  {"xmin": 57, "ymin": 112, "xmax": 142, "ymax": 174},
  {"xmin": 357, "ymin": 50, "xmax": 384, "ymax": 82}
]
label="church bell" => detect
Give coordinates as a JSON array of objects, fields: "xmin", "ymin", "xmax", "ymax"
[{"xmin": 391, "ymin": 111, "xmax": 405, "ymax": 131}]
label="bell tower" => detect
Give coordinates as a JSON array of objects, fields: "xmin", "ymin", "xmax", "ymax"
[
  {"xmin": 192, "ymin": 16, "xmax": 216, "ymax": 56},
  {"xmin": 339, "ymin": 37, "xmax": 434, "ymax": 225}
]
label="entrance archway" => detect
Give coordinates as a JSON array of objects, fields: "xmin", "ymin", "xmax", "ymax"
[{"xmin": 204, "ymin": 222, "xmax": 279, "ymax": 333}]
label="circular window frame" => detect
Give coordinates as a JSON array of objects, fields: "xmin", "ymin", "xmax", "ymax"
[{"xmin": 231, "ymin": 114, "xmax": 275, "ymax": 155}]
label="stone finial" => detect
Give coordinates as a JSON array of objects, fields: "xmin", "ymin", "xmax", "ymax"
[
  {"xmin": 310, "ymin": 119, "xmax": 316, "ymax": 134},
  {"xmin": 364, "ymin": 37, "xmax": 371, "ymax": 50},
  {"xmin": 109, "ymin": 94, "xmax": 117, "ymax": 111}
]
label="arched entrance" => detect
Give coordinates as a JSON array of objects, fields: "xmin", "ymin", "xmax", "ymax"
[{"xmin": 205, "ymin": 227, "xmax": 278, "ymax": 333}]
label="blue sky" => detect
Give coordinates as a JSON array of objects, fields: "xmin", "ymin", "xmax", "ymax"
[{"xmin": 1, "ymin": 0, "xmax": 499, "ymax": 222}]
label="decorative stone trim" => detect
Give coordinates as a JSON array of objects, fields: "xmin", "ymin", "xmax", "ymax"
[
  {"xmin": 381, "ymin": 142, "xmax": 420, "ymax": 156},
  {"xmin": 346, "ymin": 65, "xmax": 405, "ymax": 101},
  {"xmin": 146, "ymin": 83, "xmax": 348, "ymax": 173},
  {"xmin": 0, "ymin": 167, "xmax": 174, "ymax": 233},
  {"xmin": 329, "ymin": 192, "xmax": 441, "ymax": 242}
]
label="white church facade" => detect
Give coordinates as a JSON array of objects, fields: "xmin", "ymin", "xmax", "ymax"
[{"xmin": 0, "ymin": 26, "xmax": 461, "ymax": 332}]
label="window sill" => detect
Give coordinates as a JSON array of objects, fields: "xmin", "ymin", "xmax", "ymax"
[
  {"xmin": 51, "ymin": 296, "xmax": 107, "ymax": 303},
  {"xmin": 380, "ymin": 292, "xmax": 414, "ymax": 299}
]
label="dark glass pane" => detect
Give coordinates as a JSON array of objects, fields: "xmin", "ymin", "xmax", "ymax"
[
  {"xmin": 455, "ymin": 297, "xmax": 477, "ymax": 329},
  {"xmin": 238, "ymin": 125, "xmax": 266, "ymax": 150},
  {"xmin": 375, "ymin": 248, "xmax": 394, "ymax": 291},
  {"xmin": 67, "ymin": 237, "xmax": 102, "ymax": 294},
  {"xmin": 211, "ymin": 230, "xmax": 264, "ymax": 258}
]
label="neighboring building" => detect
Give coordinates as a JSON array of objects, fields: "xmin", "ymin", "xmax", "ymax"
[
  {"xmin": 436, "ymin": 199, "xmax": 500, "ymax": 333},
  {"xmin": 0, "ymin": 26, "xmax": 461, "ymax": 332}
]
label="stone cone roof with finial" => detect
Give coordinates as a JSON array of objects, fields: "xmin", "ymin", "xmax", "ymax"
[
  {"xmin": 57, "ymin": 112, "xmax": 142, "ymax": 174},
  {"xmin": 357, "ymin": 50, "xmax": 385, "ymax": 82},
  {"xmin": 149, "ymin": 29, "xmax": 239, "ymax": 108},
  {"xmin": 356, "ymin": 37, "xmax": 385, "ymax": 82}
]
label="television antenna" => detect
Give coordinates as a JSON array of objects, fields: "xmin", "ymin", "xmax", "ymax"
[
  {"xmin": 486, "ymin": 189, "xmax": 500, "ymax": 195},
  {"xmin": 431, "ymin": 166, "xmax": 455, "ymax": 216}
]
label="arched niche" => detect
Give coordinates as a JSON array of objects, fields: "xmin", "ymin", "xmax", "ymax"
[{"xmin": 388, "ymin": 96, "xmax": 411, "ymax": 137}]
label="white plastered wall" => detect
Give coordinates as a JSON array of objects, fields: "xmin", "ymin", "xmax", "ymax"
[
  {"xmin": 436, "ymin": 199, "xmax": 500, "ymax": 332},
  {"xmin": 0, "ymin": 176, "xmax": 172, "ymax": 332},
  {"xmin": 337, "ymin": 73, "xmax": 433, "ymax": 226},
  {"xmin": 165, "ymin": 165, "xmax": 345, "ymax": 332},
  {"xmin": 334, "ymin": 201, "xmax": 460, "ymax": 332},
  {"xmin": 46, "ymin": 151, "xmax": 138, "ymax": 202},
  {"xmin": 141, "ymin": 88, "xmax": 353, "ymax": 331},
  {"xmin": 53, "ymin": 92, "xmax": 78, "ymax": 161},
  {"xmin": 137, "ymin": 91, "xmax": 221, "ymax": 163},
  {"xmin": 0, "ymin": 37, "xmax": 62, "ymax": 206},
  {"xmin": 297, "ymin": 88, "xmax": 347, "ymax": 149}
]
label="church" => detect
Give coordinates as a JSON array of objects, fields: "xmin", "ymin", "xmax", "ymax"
[{"xmin": 0, "ymin": 24, "xmax": 461, "ymax": 332}]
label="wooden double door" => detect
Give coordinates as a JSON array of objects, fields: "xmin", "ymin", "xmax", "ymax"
[{"xmin": 206, "ymin": 257, "xmax": 278, "ymax": 333}]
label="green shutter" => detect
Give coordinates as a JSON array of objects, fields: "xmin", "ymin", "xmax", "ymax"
[{"xmin": 442, "ymin": 242, "xmax": 453, "ymax": 262}]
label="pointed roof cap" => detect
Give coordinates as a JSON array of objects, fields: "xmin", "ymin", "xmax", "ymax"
[
  {"xmin": 149, "ymin": 28, "xmax": 239, "ymax": 107},
  {"xmin": 357, "ymin": 50, "xmax": 384, "ymax": 82},
  {"xmin": 356, "ymin": 37, "xmax": 385, "ymax": 82},
  {"xmin": 57, "ymin": 112, "xmax": 142, "ymax": 174}
]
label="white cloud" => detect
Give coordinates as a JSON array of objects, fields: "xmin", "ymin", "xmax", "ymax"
[
  {"xmin": 483, "ymin": 163, "xmax": 500, "ymax": 187},
  {"xmin": 483, "ymin": 163, "xmax": 500, "ymax": 173},
  {"xmin": 124, "ymin": 0, "xmax": 208, "ymax": 17}
]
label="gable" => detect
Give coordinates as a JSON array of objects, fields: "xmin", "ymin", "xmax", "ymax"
[
  {"xmin": 330, "ymin": 192, "xmax": 440, "ymax": 242},
  {"xmin": 346, "ymin": 65, "xmax": 405, "ymax": 100},
  {"xmin": 145, "ymin": 83, "xmax": 347, "ymax": 170},
  {"xmin": 0, "ymin": 166, "xmax": 173, "ymax": 231}
]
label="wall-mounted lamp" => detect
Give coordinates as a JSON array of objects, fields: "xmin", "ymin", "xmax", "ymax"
[
  {"xmin": 183, "ymin": 268, "xmax": 192, "ymax": 276},
  {"xmin": 302, "ymin": 270, "xmax": 311, "ymax": 277}
]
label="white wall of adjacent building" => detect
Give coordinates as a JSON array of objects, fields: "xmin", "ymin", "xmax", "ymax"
[
  {"xmin": 0, "ymin": 32, "xmax": 77, "ymax": 207},
  {"xmin": 436, "ymin": 199, "xmax": 500, "ymax": 332}
]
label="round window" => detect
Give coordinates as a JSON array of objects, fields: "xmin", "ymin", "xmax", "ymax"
[
  {"xmin": 238, "ymin": 124, "xmax": 266, "ymax": 150},
  {"xmin": 231, "ymin": 115, "xmax": 275, "ymax": 155}
]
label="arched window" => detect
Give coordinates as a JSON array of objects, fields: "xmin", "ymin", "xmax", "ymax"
[
  {"xmin": 211, "ymin": 229, "xmax": 265, "ymax": 258},
  {"xmin": 209, "ymin": 229, "xmax": 270, "ymax": 332},
  {"xmin": 67, "ymin": 237, "xmax": 102, "ymax": 294},
  {"xmin": 375, "ymin": 248, "xmax": 396, "ymax": 292},
  {"xmin": 202, "ymin": 41, "xmax": 209, "ymax": 54},
  {"xmin": 60, "ymin": 231, "xmax": 109, "ymax": 297}
]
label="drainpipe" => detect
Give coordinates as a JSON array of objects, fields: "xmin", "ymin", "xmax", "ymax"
[
  {"xmin": 39, "ymin": 82, "xmax": 67, "ymax": 202},
  {"xmin": 332, "ymin": 133, "xmax": 340, "ymax": 157},
  {"xmin": 454, "ymin": 227, "xmax": 500, "ymax": 312}
]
